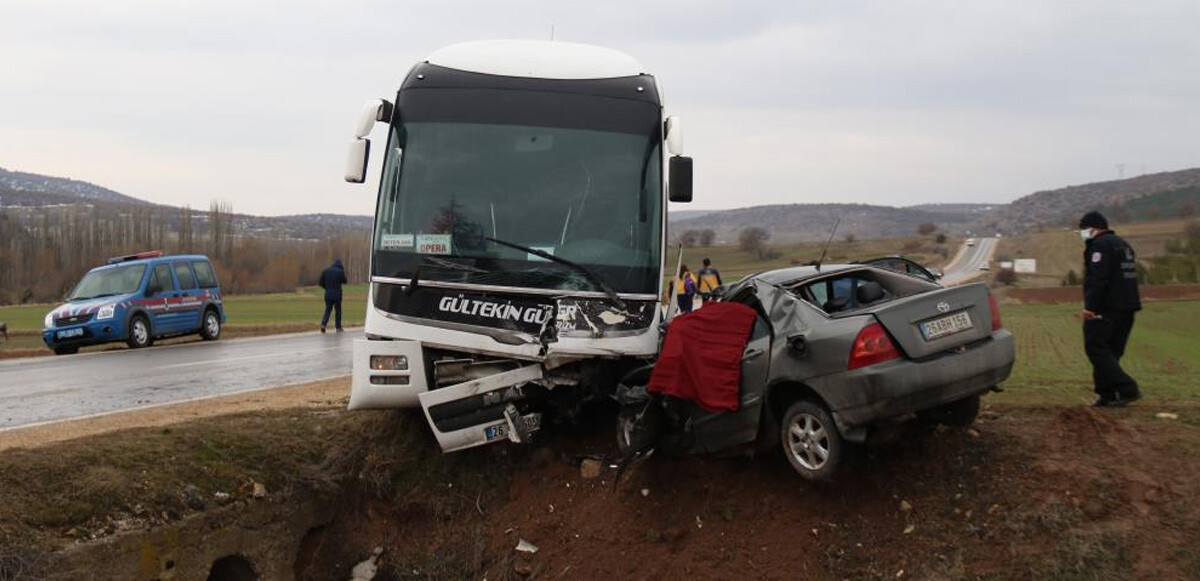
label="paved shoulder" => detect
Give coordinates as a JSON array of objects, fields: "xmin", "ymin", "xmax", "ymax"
[{"xmin": 0, "ymin": 330, "xmax": 360, "ymax": 431}]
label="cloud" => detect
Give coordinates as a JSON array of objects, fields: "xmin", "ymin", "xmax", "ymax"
[{"xmin": 1, "ymin": 0, "xmax": 1197, "ymax": 215}]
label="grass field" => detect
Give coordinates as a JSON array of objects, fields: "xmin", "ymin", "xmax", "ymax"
[
  {"xmin": 995, "ymin": 218, "xmax": 1191, "ymax": 287},
  {"xmin": 996, "ymin": 299, "xmax": 1200, "ymax": 405}
]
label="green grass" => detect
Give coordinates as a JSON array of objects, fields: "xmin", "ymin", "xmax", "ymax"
[{"xmin": 996, "ymin": 299, "xmax": 1200, "ymax": 405}]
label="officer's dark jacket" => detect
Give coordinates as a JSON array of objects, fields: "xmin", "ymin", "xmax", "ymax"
[
  {"xmin": 1083, "ymin": 231, "xmax": 1141, "ymax": 313},
  {"xmin": 319, "ymin": 260, "xmax": 348, "ymax": 301}
]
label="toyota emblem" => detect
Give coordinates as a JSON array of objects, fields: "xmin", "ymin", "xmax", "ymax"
[{"xmin": 936, "ymin": 302, "xmax": 951, "ymax": 313}]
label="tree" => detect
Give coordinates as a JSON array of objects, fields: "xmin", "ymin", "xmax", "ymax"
[
  {"xmin": 935, "ymin": 233, "xmax": 947, "ymax": 244},
  {"xmin": 676, "ymin": 230, "xmax": 699, "ymax": 247},
  {"xmin": 917, "ymin": 222, "xmax": 937, "ymax": 236},
  {"xmin": 699, "ymin": 229, "xmax": 716, "ymax": 247},
  {"xmin": 843, "ymin": 233, "xmax": 856, "ymax": 244},
  {"xmin": 738, "ymin": 227, "xmax": 771, "ymax": 259}
]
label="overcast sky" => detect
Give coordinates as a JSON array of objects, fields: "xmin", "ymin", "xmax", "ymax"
[{"xmin": 2, "ymin": 0, "xmax": 1198, "ymax": 216}]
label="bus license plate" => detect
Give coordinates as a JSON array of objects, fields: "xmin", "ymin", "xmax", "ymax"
[
  {"xmin": 484, "ymin": 414, "xmax": 542, "ymax": 442},
  {"xmin": 56, "ymin": 328, "xmax": 84, "ymax": 339},
  {"xmin": 920, "ymin": 311, "xmax": 973, "ymax": 341}
]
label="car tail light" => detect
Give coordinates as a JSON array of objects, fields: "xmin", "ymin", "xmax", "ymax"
[
  {"xmin": 848, "ymin": 322, "xmax": 901, "ymax": 370},
  {"xmin": 988, "ymin": 292, "xmax": 1003, "ymax": 331}
]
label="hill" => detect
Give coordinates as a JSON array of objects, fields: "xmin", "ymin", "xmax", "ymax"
[
  {"xmin": 997, "ymin": 167, "xmax": 1200, "ymax": 229},
  {"xmin": 0, "ymin": 166, "xmax": 146, "ymax": 206},
  {"xmin": 667, "ymin": 203, "xmax": 981, "ymax": 243},
  {"xmin": 0, "ymin": 166, "xmax": 373, "ymax": 240}
]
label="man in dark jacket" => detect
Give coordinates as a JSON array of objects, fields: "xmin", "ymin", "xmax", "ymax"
[
  {"xmin": 1078, "ymin": 211, "xmax": 1142, "ymax": 407},
  {"xmin": 318, "ymin": 259, "xmax": 348, "ymax": 333}
]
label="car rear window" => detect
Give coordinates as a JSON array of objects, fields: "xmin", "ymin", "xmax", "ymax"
[
  {"xmin": 174, "ymin": 263, "xmax": 197, "ymax": 289},
  {"xmin": 193, "ymin": 261, "xmax": 218, "ymax": 288}
]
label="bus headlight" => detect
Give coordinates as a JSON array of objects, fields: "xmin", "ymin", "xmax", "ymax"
[
  {"xmin": 96, "ymin": 305, "xmax": 116, "ymax": 320},
  {"xmin": 370, "ymin": 355, "xmax": 408, "ymax": 371},
  {"xmin": 44, "ymin": 313, "xmax": 54, "ymax": 328}
]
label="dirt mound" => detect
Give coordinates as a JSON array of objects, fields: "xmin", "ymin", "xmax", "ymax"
[{"xmin": 1044, "ymin": 406, "xmax": 1139, "ymax": 449}]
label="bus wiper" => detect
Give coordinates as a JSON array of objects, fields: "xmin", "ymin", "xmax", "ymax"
[
  {"xmin": 405, "ymin": 257, "xmax": 489, "ymax": 296},
  {"xmin": 485, "ymin": 237, "xmax": 626, "ymax": 310}
]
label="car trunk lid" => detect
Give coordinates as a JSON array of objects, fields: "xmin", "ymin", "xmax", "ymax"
[{"xmin": 866, "ymin": 282, "xmax": 992, "ymax": 359}]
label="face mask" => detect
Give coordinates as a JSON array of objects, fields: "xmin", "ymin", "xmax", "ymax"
[{"xmin": 1080, "ymin": 228, "xmax": 1093, "ymax": 241}]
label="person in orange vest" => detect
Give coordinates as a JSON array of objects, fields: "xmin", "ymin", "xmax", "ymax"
[
  {"xmin": 675, "ymin": 264, "xmax": 698, "ymax": 314},
  {"xmin": 696, "ymin": 257, "xmax": 723, "ymax": 305}
]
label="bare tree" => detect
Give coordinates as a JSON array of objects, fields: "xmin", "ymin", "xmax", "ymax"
[{"xmin": 738, "ymin": 227, "xmax": 771, "ymax": 259}]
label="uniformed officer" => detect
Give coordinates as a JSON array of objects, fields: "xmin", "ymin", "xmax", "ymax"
[{"xmin": 1078, "ymin": 211, "xmax": 1142, "ymax": 407}]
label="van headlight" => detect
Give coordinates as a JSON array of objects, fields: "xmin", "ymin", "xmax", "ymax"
[
  {"xmin": 96, "ymin": 305, "xmax": 116, "ymax": 320},
  {"xmin": 44, "ymin": 313, "xmax": 54, "ymax": 328}
]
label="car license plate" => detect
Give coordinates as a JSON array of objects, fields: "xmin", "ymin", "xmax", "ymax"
[
  {"xmin": 920, "ymin": 311, "xmax": 973, "ymax": 340},
  {"xmin": 56, "ymin": 328, "xmax": 84, "ymax": 339},
  {"xmin": 484, "ymin": 414, "xmax": 542, "ymax": 442}
]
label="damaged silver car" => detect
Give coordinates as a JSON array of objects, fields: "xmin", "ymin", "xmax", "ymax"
[{"xmin": 615, "ymin": 263, "xmax": 1016, "ymax": 481}]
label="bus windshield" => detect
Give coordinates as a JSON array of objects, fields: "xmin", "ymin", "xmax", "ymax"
[{"xmin": 372, "ymin": 88, "xmax": 663, "ymax": 295}]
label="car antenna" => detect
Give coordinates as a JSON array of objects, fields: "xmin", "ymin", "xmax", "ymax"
[{"xmin": 812, "ymin": 217, "xmax": 841, "ymax": 272}]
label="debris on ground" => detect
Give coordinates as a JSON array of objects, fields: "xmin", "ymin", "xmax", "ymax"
[
  {"xmin": 515, "ymin": 539, "xmax": 539, "ymax": 554},
  {"xmin": 1155, "ymin": 412, "xmax": 1179, "ymax": 420},
  {"xmin": 349, "ymin": 546, "xmax": 383, "ymax": 581},
  {"xmin": 579, "ymin": 458, "xmax": 603, "ymax": 479},
  {"xmin": 899, "ymin": 500, "xmax": 913, "ymax": 512},
  {"xmin": 251, "ymin": 481, "xmax": 267, "ymax": 499}
]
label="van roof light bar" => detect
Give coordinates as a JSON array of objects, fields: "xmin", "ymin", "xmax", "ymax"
[{"xmin": 108, "ymin": 250, "xmax": 164, "ymax": 264}]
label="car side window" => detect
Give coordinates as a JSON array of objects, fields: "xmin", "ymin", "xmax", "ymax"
[
  {"xmin": 193, "ymin": 261, "xmax": 218, "ymax": 288},
  {"xmin": 149, "ymin": 264, "xmax": 174, "ymax": 295},
  {"xmin": 174, "ymin": 263, "xmax": 197, "ymax": 289},
  {"xmin": 808, "ymin": 281, "xmax": 829, "ymax": 307}
]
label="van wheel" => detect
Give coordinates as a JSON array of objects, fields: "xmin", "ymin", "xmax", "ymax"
[
  {"xmin": 917, "ymin": 394, "xmax": 980, "ymax": 427},
  {"xmin": 200, "ymin": 309, "xmax": 221, "ymax": 341},
  {"xmin": 126, "ymin": 315, "xmax": 153, "ymax": 349},
  {"xmin": 781, "ymin": 400, "xmax": 843, "ymax": 482},
  {"xmin": 53, "ymin": 345, "xmax": 79, "ymax": 355},
  {"xmin": 615, "ymin": 403, "xmax": 663, "ymax": 456}
]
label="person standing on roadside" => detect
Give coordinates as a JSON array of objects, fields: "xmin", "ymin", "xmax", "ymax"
[
  {"xmin": 1078, "ymin": 211, "xmax": 1142, "ymax": 407},
  {"xmin": 675, "ymin": 264, "xmax": 697, "ymax": 314},
  {"xmin": 319, "ymin": 259, "xmax": 348, "ymax": 333},
  {"xmin": 696, "ymin": 257, "xmax": 723, "ymax": 305}
]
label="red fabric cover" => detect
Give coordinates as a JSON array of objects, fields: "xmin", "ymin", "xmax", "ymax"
[{"xmin": 648, "ymin": 302, "xmax": 758, "ymax": 413}]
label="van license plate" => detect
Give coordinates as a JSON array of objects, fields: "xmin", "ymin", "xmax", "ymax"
[
  {"xmin": 920, "ymin": 311, "xmax": 973, "ymax": 340},
  {"xmin": 56, "ymin": 328, "xmax": 84, "ymax": 339},
  {"xmin": 484, "ymin": 414, "xmax": 542, "ymax": 442}
]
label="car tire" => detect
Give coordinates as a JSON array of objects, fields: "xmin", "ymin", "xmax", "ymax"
[
  {"xmin": 199, "ymin": 309, "xmax": 221, "ymax": 341},
  {"xmin": 918, "ymin": 394, "xmax": 980, "ymax": 427},
  {"xmin": 615, "ymin": 403, "xmax": 663, "ymax": 456},
  {"xmin": 52, "ymin": 345, "xmax": 79, "ymax": 355},
  {"xmin": 126, "ymin": 315, "xmax": 153, "ymax": 349},
  {"xmin": 780, "ymin": 400, "xmax": 843, "ymax": 482}
]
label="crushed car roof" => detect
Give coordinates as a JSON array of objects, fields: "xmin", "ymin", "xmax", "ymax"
[{"xmin": 749, "ymin": 264, "xmax": 864, "ymax": 285}]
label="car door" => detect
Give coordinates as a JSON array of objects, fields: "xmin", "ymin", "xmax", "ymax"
[
  {"xmin": 171, "ymin": 261, "xmax": 204, "ymax": 332},
  {"xmin": 146, "ymin": 263, "xmax": 178, "ymax": 334}
]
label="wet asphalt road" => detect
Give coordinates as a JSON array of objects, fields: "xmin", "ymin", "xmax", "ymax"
[
  {"xmin": 941, "ymin": 237, "xmax": 998, "ymax": 285},
  {"xmin": 0, "ymin": 329, "xmax": 360, "ymax": 431}
]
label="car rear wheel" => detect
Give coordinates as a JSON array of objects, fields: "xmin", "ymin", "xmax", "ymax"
[
  {"xmin": 917, "ymin": 394, "xmax": 980, "ymax": 427},
  {"xmin": 200, "ymin": 309, "xmax": 221, "ymax": 341},
  {"xmin": 126, "ymin": 315, "xmax": 153, "ymax": 349},
  {"xmin": 52, "ymin": 345, "xmax": 79, "ymax": 355},
  {"xmin": 781, "ymin": 400, "xmax": 843, "ymax": 481}
]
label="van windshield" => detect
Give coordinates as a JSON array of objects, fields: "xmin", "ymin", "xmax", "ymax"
[{"xmin": 68, "ymin": 265, "xmax": 147, "ymax": 301}]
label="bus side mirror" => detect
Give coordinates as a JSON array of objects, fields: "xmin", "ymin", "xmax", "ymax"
[
  {"xmin": 345, "ymin": 139, "xmax": 370, "ymax": 183},
  {"xmin": 345, "ymin": 99, "xmax": 393, "ymax": 184},
  {"xmin": 669, "ymin": 156, "xmax": 693, "ymax": 203}
]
